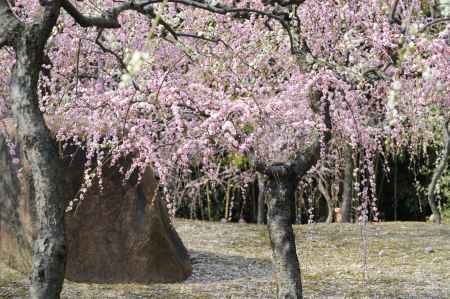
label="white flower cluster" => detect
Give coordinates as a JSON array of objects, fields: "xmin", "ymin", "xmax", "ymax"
[
  {"xmin": 120, "ymin": 50, "xmax": 151, "ymax": 88},
  {"xmin": 386, "ymin": 80, "xmax": 402, "ymax": 127},
  {"xmin": 440, "ymin": 0, "xmax": 450, "ymax": 17}
]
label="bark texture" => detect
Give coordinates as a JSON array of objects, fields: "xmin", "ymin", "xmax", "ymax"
[
  {"xmin": 266, "ymin": 175, "xmax": 302, "ymax": 299},
  {"xmin": 0, "ymin": 1, "xmax": 67, "ymax": 297},
  {"xmin": 10, "ymin": 22, "xmax": 66, "ymax": 299},
  {"xmin": 427, "ymin": 119, "xmax": 450, "ymax": 224}
]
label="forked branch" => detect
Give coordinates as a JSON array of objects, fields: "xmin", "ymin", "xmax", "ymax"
[{"xmin": 62, "ymin": 0, "xmax": 154, "ymax": 28}]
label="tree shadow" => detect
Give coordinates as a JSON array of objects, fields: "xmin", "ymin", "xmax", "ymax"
[{"xmin": 184, "ymin": 250, "xmax": 273, "ymax": 284}]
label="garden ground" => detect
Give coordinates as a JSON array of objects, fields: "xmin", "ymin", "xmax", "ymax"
[{"xmin": 1, "ymin": 220, "xmax": 449, "ymax": 298}]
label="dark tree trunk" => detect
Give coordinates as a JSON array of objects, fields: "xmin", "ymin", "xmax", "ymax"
[
  {"xmin": 206, "ymin": 183, "xmax": 213, "ymax": 221},
  {"xmin": 317, "ymin": 178, "xmax": 334, "ymax": 224},
  {"xmin": 8, "ymin": 13, "xmax": 66, "ymax": 299},
  {"xmin": 341, "ymin": 144, "xmax": 353, "ymax": 223},
  {"xmin": 266, "ymin": 175, "xmax": 302, "ymax": 299},
  {"xmin": 257, "ymin": 172, "xmax": 266, "ymax": 224},
  {"xmin": 427, "ymin": 119, "xmax": 449, "ymax": 224},
  {"xmin": 250, "ymin": 96, "xmax": 331, "ymax": 299},
  {"xmin": 393, "ymin": 155, "xmax": 398, "ymax": 221}
]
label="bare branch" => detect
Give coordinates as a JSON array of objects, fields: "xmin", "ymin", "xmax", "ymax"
[
  {"xmin": 146, "ymin": 0, "xmax": 288, "ymax": 23},
  {"xmin": 262, "ymin": 0, "xmax": 305, "ymax": 6},
  {"xmin": 61, "ymin": 0, "xmax": 153, "ymax": 28},
  {"xmin": 419, "ymin": 17, "xmax": 450, "ymax": 33},
  {"xmin": 94, "ymin": 30, "xmax": 127, "ymax": 69},
  {"xmin": 93, "ymin": 30, "xmax": 142, "ymax": 91},
  {"xmin": 390, "ymin": 0, "xmax": 400, "ymax": 24},
  {"xmin": 176, "ymin": 32, "xmax": 230, "ymax": 48}
]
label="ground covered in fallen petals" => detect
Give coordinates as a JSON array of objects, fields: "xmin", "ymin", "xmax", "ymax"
[{"xmin": 1, "ymin": 220, "xmax": 449, "ymax": 298}]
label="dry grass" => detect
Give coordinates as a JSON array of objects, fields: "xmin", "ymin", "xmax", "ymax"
[{"xmin": 1, "ymin": 220, "xmax": 449, "ymax": 298}]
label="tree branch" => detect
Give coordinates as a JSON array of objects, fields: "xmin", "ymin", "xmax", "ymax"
[
  {"xmin": 250, "ymin": 97, "xmax": 332, "ymax": 178},
  {"xmin": 176, "ymin": 32, "xmax": 230, "ymax": 48},
  {"xmin": 419, "ymin": 17, "xmax": 450, "ymax": 33},
  {"xmin": 390, "ymin": 0, "xmax": 400, "ymax": 24},
  {"xmin": 146, "ymin": 0, "xmax": 288, "ymax": 23},
  {"xmin": 93, "ymin": 29, "xmax": 142, "ymax": 91},
  {"xmin": 0, "ymin": 0, "xmax": 23, "ymax": 48},
  {"xmin": 61, "ymin": 0, "xmax": 154, "ymax": 28},
  {"xmin": 262, "ymin": 0, "xmax": 305, "ymax": 6}
]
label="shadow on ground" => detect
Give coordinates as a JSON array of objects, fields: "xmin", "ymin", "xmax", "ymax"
[{"xmin": 185, "ymin": 250, "xmax": 272, "ymax": 283}]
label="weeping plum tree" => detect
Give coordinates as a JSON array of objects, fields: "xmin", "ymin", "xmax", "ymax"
[
  {"xmin": 0, "ymin": 1, "xmax": 332, "ymax": 298},
  {"xmin": 1, "ymin": 0, "xmax": 449, "ymax": 298}
]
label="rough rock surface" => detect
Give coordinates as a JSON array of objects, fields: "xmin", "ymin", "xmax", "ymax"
[{"xmin": 0, "ymin": 119, "xmax": 192, "ymax": 283}]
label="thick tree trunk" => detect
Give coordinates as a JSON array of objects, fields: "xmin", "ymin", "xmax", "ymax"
[
  {"xmin": 266, "ymin": 175, "xmax": 302, "ymax": 299},
  {"xmin": 341, "ymin": 144, "xmax": 353, "ymax": 223},
  {"xmin": 9, "ymin": 29, "xmax": 66, "ymax": 298},
  {"xmin": 427, "ymin": 119, "xmax": 449, "ymax": 224},
  {"xmin": 257, "ymin": 172, "xmax": 266, "ymax": 224},
  {"xmin": 250, "ymin": 83, "xmax": 331, "ymax": 299}
]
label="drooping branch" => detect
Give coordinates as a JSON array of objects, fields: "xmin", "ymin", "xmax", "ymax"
[{"xmin": 0, "ymin": 0, "xmax": 23, "ymax": 48}]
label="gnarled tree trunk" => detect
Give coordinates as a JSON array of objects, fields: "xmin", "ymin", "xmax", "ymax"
[
  {"xmin": 10, "ymin": 24, "xmax": 66, "ymax": 299},
  {"xmin": 252, "ymin": 95, "xmax": 331, "ymax": 299},
  {"xmin": 266, "ymin": 175, "xmax": 302, "ymax": 299},
  {"xmin": 1, "ymin": 1, "xmax": 66, "ymax": 297}
]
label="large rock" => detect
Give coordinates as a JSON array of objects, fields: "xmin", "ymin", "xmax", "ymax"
[{"xmin": 0, "ymin": 119, "xmax": 192, "ymax": 283}]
